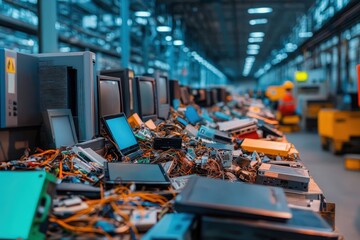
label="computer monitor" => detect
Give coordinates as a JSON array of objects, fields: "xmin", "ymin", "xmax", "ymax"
[
  {"xmin": 216, "ymin": 87, "xmax": 227, "ymax": 103},
  {"xmin": 101, "ymin": 113, "xmax": 140, "ymax": 157},
  {"xmin": 42, "ymin": 109, "xmax": 78, "ymax": 149},
  {"xmin": 169, "ymin": 79, "xmax": 181, "ymax": 107},
  {"xmin": 100, "ymin": 68, "xmax": 139, "ymax": 118},
  {"xmin": 136, "ymin": 76, "xmax": 158, "ymax": 122},
  {"xmin": 155, "ymin": 74, "xmax": 170, "ymax": 119},
  {"xmin": 180, "ymin": 86, "xmax": 190, "ymax": 105},
  {"xmin": 211, "ymin": 89, "xmax": 218, "ymax": 105},
  {"xmin": 97, "ymin": 75, "xmax": 123, "ymax": 118}
]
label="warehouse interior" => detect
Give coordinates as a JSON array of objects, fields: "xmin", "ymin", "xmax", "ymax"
[{"xmin": 0, "ymin": 0, "xmax": 360, "ymax": 239}]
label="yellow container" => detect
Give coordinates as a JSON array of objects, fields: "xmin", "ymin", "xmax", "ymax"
[
  {"xmin": 318, "ymin": 109, "xmax": 360, "ymax": 153},
  {"xmin": 241, "ymin": 138, "xmax": 292, "ymax": 157},
  {"xmin": 344, "ymin": 154, "xmax": 360, "ymax": 170}
]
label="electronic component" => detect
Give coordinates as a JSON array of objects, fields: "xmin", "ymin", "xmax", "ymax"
[
  {"xmin": 153, "ymin": 137, "xmax": 182, "ymax": 150},
  {"xmin": 175, "ymin": 116, "xmax": 189, "ymax": 127},
  {"xmin": 219, "ymin": 150, "xmax": 233, "ymax": 168},
  {"xmin": 72, "ymin": 146, "xmax": 107, "ymax": 169},
  {"xmin": 184, "ymin": 106, "xmax": 202, "ymax": 125},
  {"xmin": 214, "ymin": 111, "xmax": 232, "ymax": 121},
  {"xmin": 56, "ymin": 183, "xmax": 101, "ymax": 199},
  {"xmin": 161, "ymin": 160, "xmax": 175, "ymax": 174},
  {"xmin": 130, "ymin": 209, "xmax": 160, "ymax": 232},
  {"xmin": 75, "ymin": 137, "xmax": 105, "ymax": 156},
  {"xmin": 145, "ymin": 119, "xmax": 157, "ymax": 130},
  {"xmin": 0, "ymin": 171, "xmax": 56, "ymax": 240},
  {"xmin": 204, "ymin": 142, "xmax": 234, "ymax": 151},
  {"xmin": 218, "ymin": 118, "xmax": 258, "ymax": 134},
  {"xmin": 201, "ymin": 208, "xmax": 338, "ymax": 240},
  {"xmin": 102, "ymin": 113, "xmax": 143, "ymax": 160},
  {"xmin": 175, "ymin": 176, "xmax": 291, "ymax": 222},
  {"xmin": 256, "ymin": 163, "xmax": 310, "ymax": 191},
  {"xmin": 128, "ymin": 113, "xmax": 144, "ymax": 128},
  {"xmin": 197, "ymin": 126, "xmax": 232, "ymax": 144},
  {"xmin": 241, "ymin": 138, "xmax": 292, "ymax": 157},
  {"xmin": 184, "ymin": 125, "xmax": 198, "ymax": 137},
  {"xmin": 104, "ymin": 162, "xmax": 171, "ymax": 189},
  {"xmin": 142, "ymin": 213, "xmax": 195, "ymax": 240},
  {"xmin": 170, "ymin": 175, "xmax": 196, "ymax": 191}
]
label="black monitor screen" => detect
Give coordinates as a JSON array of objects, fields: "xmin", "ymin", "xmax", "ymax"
[
  {"xmin": 139, "ymin": 80, "xmax": 155, "ymax": 115},
  {"xmin": 99, "ymin": 80, "xmax": 121, "ymax": 117},
  {"xmin": 158, "ymin": 76, "xmax": 168, "ymax": 104}
]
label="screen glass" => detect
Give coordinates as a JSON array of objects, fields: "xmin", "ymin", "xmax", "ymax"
[
  {"xmin": 99, "ymin": 80, "xmax": 121, "ymax": 117},
  {"xmin": 108, "ymin": 163, "xmax": 168, "ymax": 182},
  {"xmin": 52, "ymin": 116, "xmax": 77, "ymax": 148},
  {"xmin": 105, "ymin": 115, "xmax": 138, "ymax": 150},
  {"xmin": 158, "ymin": 77, "xmax": 168, "ymax": 104},
  {"xmin": 140, "ymin": 81, "xmax": 155, "ymax": 115}
]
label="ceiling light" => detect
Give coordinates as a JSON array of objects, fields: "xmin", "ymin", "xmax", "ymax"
[
  {"xmin": 135, "ymin": 17, "xmax": 147, "ymax": 25},
  {"xmin": 183, "ymin": 47, "xmax": 189, "ymax": 52},
  {"xmin": 165, "ymin": 35, "xmax": 172, "ymax": 41},
  {"xmin": 248, "ymin": 37, "xmax": 263, "ymax": 43},
  {"xmin": 250, "ymin": 32, "xmax": 265, "ymax": 38},
  {"xmin": 247, "ymin": 49, "xmax": 259, "ymax": 55},
  {"xmin": 157, "ymin": 26, "xmax": 171, "ymax": 32},
  {"xmin": 299, "ymin": 32, "xmax": 313, "ymax": 38},
  {"xmin": 248, "ymin": 44, "xmax": 260, "ymax": 50},
  {"xmin": 249, "ymin": 18, "xmax": 268, "ymax": 25},
  {"xmin": 248, "ymin": 7, "xmax": 273, "ymax": 14},
  {"xmin": 173, "ymin": 40, "xmax": 184, "ymax": 46},
  {"xmin": 245, "ymin": 56, "xmax": 256, "ymax": 62},
  {"xmin": 134, "ymin": 11, "xmax": 151, "ymax": 17}
]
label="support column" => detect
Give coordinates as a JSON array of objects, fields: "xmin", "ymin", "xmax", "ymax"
[
  {"xmin": 38, "ymin": 0, "xmax": 58, "ymax": 53},
  {"xmin": 121, "ymin": 0, "xmax": 130, "ymax": 68}
]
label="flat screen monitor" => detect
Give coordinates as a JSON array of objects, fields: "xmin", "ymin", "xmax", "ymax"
[
  {"xmin": 156, "ymin": 75, "xmax": 170, "ymax": 119},
  {"xmin": 100, "ymin": 68, "xmax": 138, "ymax": 118},
  {"xmin": 169, "ymin": 80, "xmax": 181, "ymax": 106},
  {"xmin": 101, "ymin": 113, "xmax": 140, "ymax": 156},
  {"xmin": 211, "ymin": 89, "xmax": 218, "ymax": 105},
  {"xmin": 43, "ymin": 109, "xmax": 78, "ymax": 148},
  {"xmin": 136, "ymin": 76, "xmax": 158, "ymax": 121},
  {"xmin": 104, "ymin": 162, "xmax": 171, "ymax": 188},
  {"xmin": 97, "ymin": 75, "xmax": 123, "ymax": 118}
]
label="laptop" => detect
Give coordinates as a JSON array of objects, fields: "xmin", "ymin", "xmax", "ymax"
[
  {"xmin": 174, "ymin": 176, "xmax": 292, "ymax": 222},
  {"xmin": 104, "ymin": 162, "xmax": 171, "ymax": 189},
  {"xmin": 218, "ymin": 118, "xmax": 258, "ymax": 134},
  {"xmin": 102, "ymin": 113, "xmax": 143, "ymax": 160}
]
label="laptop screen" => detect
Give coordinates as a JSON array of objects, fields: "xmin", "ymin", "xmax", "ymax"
[{"xmin": 102, "ymin": 113, "xmax": 139, "ymax": 155}]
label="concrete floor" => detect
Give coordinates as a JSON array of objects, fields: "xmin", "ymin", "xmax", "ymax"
[{"xmin": 287, "ymin": 132, "xmax": 360, "ymax": 240}]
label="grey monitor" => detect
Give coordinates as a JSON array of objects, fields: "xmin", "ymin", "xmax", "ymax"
[
  {"xmin": 42, "ymin": 109, "xmax": 78, "ymax": 148},
  {"xmin": 156, "ymin": 74, "xmax": 170, "ymax": 119}
]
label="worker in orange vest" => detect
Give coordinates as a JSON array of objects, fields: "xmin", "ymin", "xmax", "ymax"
[{"xmin": 278, "ymin": 81, "xmax": 296, "ymax": 116}]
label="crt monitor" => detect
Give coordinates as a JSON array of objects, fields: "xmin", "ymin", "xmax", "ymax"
[
  {"xmin": 169, "ymin": 79, "xmax": 181, "ymax": 107},
  {"xmin": 97, "ymin": 75, "xmax": 123, "ymax": 118},
  {"xmin": 156, "ymin": 74, "xmax": 170, "ymax": 119},
  {"xmin": 100, "ymin": 68, "xmax": 138, "ymax": 118},
  {"xmin": 42, "ymin": 109, "xmax": 78, "ymax": 149},
  {"xmin": 136, "ymin": 76, "xmax": 158, "ymax": 122},
  {"xmin": 180, "ymin": 86, "xmax": 191, "ymax": 105}
]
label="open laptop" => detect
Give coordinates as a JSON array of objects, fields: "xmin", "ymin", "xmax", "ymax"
[
  {"xmin": 102, "ymin": 113, "xmax": 143, "ymax": 160},
  {"xmin": 175, "ymin": 176, "xmax": 292, "ymax": 222}
]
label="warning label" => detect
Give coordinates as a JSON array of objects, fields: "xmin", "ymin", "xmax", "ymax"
[{"xmin": 6, "ymin": 57, "xmax": 16, "ymax": 73}]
